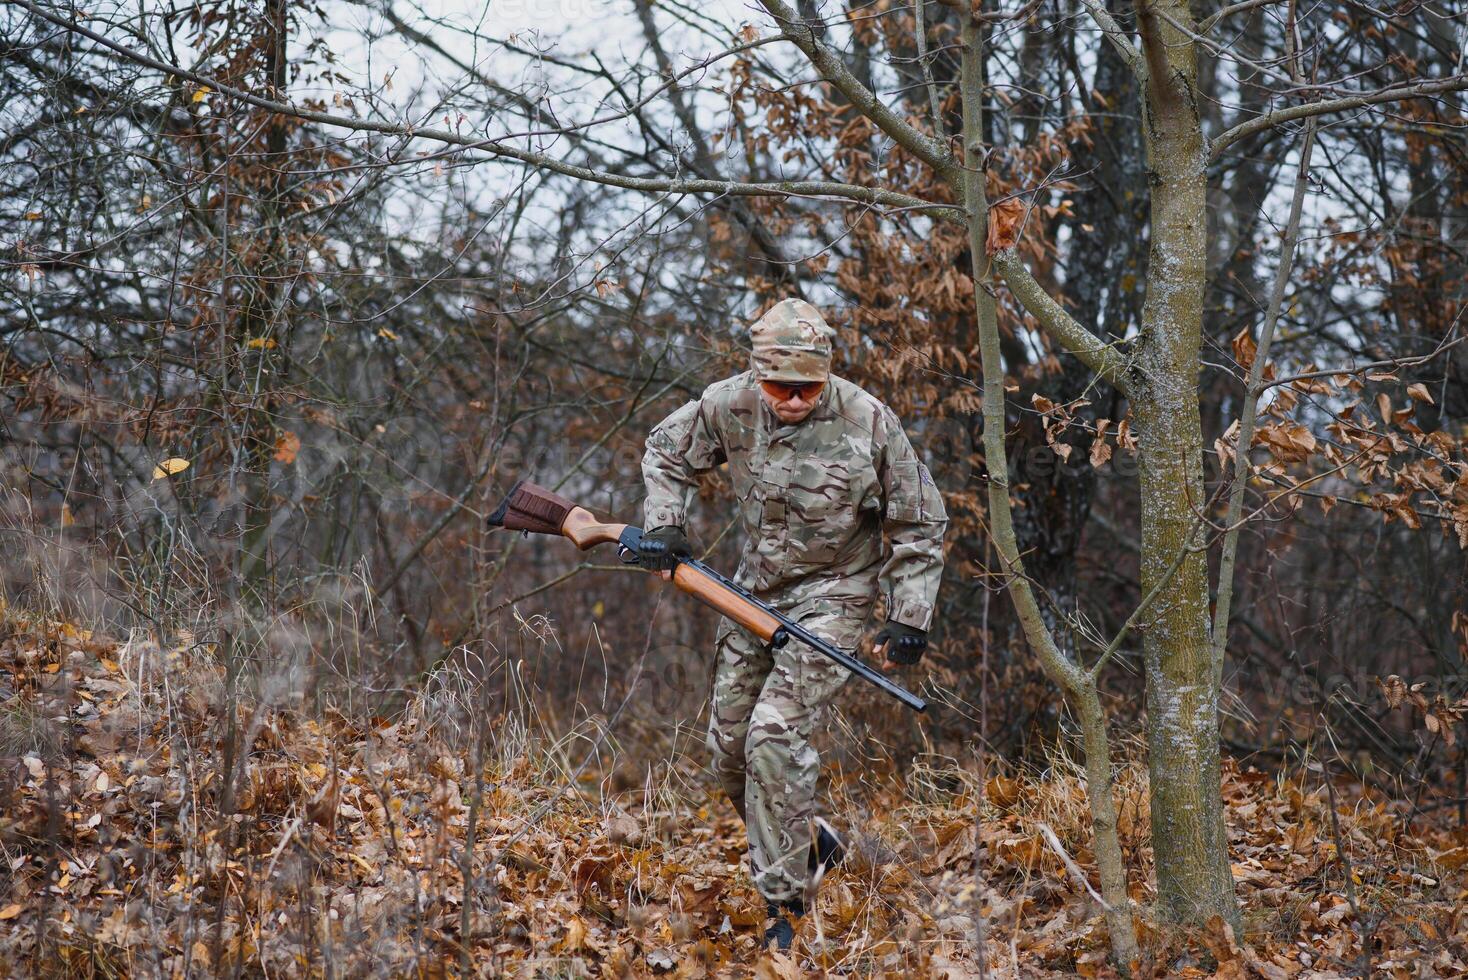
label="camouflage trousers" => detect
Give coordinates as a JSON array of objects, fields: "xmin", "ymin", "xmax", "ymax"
[{"xmin": 707, "ymin": 595, "xmax": 872, "ymax": 904}]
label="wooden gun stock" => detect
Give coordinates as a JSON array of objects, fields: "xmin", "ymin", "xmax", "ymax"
[{"xmin": 558, "ymin": 507, "xmax": 626, "ymax": 551}]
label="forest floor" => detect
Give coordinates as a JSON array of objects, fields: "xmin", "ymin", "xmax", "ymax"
[{"xmin": 1, "ymin": 607, "xmax": 1466, "ymax": 978}]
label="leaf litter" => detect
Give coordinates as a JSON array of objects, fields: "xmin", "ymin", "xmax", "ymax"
[{"xmin": 0, "ymin": 611, "xmax": 1464, "ymax": 977}]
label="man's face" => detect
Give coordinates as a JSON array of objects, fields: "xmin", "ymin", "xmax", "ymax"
[{"xmin": 759, "ymin": 378, "xmax": 826, "ymax": 425}]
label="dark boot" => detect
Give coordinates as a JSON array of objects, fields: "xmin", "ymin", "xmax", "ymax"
[
  {"xmin": 808, "ymin": 817, "xmax": 845, "ymax": 883},
  {"xmin": 763, "ymin": 899, "xmax": 803, "ymax": 952}
]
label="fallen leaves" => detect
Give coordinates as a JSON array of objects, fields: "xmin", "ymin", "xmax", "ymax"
[
  {"xmin": 607, "ymin": 810, "xmax": 642, "ymax": 846},
  {"xmin": 1, "ymin": 612, "xmax": 1465, "ymax": 978}
]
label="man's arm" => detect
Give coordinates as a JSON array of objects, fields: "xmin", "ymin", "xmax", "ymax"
[
  {"xmin": 875, "ymin": 408, "xmax": 948, "ymax": 632},
  {"xmin": 641, "ymin": 394, "xmax": 726, "ymax": 529}
]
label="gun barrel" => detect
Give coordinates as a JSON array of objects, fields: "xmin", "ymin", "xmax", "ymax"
[{"xmin": 686, "ymin": 559, "xmax": 927, "ymax": 713}]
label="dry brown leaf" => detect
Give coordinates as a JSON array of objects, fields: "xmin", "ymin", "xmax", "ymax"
[
  {"xmin": 151, "ymin": 457, "xmax": 190, "ymax": 480},
  {"xmin": 558, "ymin": 915, "xmax": 588, "ymax": 952},
  {"xmin": 607, "ymin": 812, "xmax": 642, "ymax": 846},
  {"xmin": 985, "ymin": 775, "xmax": 1022, "ymax": 809},
  {"xmin": 1431, "ymin": 846, "xmax": 1468, "ymax": 871},
  {"xmin": 985, "ymin": 198, "xmax": 1026, "ymax": 254},
  {"xmin": 1256, "ymin": 422, "xmax": 1317, "ymax": 463},
  {"xmin": 753, "ymin": 950, "xmax": 801, "ymax": 980},
  {"xmin": 1406, "ymin": 382, "xmax": 1434, "ymax": 405},
  {"xmin": 1378, "ymin": 675, "xmax": 1408, "ymax": 709},
  {"xmin": 600, "ymin": 945, "xmax": 635, "ymax": 979},
  {"xmin": 1232, "ymin": 327, "xmax": 1258, "ymax": 372},
  {"xmin": 273, "ymin": 431, "xmax": 301, "ymax": 464}
]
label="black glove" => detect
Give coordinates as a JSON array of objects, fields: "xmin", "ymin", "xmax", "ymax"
[
  {"xmin": 874, "ymin": 621, "xmax": 928, "ymax": 665},
  {"xmin": 637, "ymin": 525, "xmax": 691, "ymax": 571}
]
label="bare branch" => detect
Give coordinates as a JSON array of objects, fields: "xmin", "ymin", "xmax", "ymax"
[
  {"xmin": 1076, "ymin": 0, "xmax": 1146, "ymax": 80},
  {"xmin": 991, "ymin": 248, "xmax": 1134, "ymax": 396},
  {"xmin": 1198, "ymin": 0, "xmax": 1286, "ymax": 33},
  {"xmin": 8, "ymin": 0, "xmax": 959, "ymax": 218},
  {"xmin": 913, "ymin": 0, "xmax": 946, "ymax": 137},
  {"xmin": 1210, "ymin": 74, "xmax": 1468, "ymax": 159}
]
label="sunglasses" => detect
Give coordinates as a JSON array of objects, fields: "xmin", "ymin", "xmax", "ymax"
[{"xmin": 760, "ymin": 380, "xmax": 825, "ymax": 402}]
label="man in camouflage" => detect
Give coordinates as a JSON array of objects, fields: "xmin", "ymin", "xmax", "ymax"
[{"xmin": 638, "ymin": 298, "xmax": 947, "ymax": 951}]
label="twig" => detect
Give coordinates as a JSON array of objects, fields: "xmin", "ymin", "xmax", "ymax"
[{"xmin": 1036, "ymin": 822, "xmax": 1113, "ymax": 910}]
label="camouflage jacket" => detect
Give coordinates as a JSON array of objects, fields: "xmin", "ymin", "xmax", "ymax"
[{"xmin": 642, "ymin": 371, "xmax": 947, "ymax": 631}]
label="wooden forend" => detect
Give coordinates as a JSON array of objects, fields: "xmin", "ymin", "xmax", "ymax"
[{"xmin": 672, "ymin": 563, "xmax": 781, "ymax": 643}]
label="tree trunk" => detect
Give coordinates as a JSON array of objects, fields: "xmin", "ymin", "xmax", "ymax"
[
  {"xmin": 1134, "ymin": 0, "xmax": 1238, "ymax": 926},
  {"xmin": 962, "ymin": 12, "xmax": 1141, "ymax": 969},
  {"xmin": 237, "ymin": 0, "xmax": 290, "ymax": 602}
]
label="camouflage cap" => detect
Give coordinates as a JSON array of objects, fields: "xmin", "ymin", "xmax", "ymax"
[{"xmin": 749, "ymin": 298, "xmax": 835, "ymax": 382}]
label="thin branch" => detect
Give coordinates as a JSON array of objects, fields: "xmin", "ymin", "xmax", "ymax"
[
  {"xmin": 1211, "ymin": 117, "xmax": 1316, "ymax": 662},
  {"xmin": 1088, "ymin": 516, "xmax": 1201, "ymax": 678},
  {"xmin": 1210, "ymin": 74, "xmax": 1468, "ymax": 159},
  {"xmin": 1076, "ymin": 0, "xmax": 1147, "ymax": 79},
  {"xmin": 913, "ymin": 0, "xmax": 946, "ymax": 136},
  {"xmin": 1036, "ymin": 822, "xmax": 1113, "ymax": 910},
  {"xmin": 1198, "ymin": 0, "xmax": 1286, "ymax": 33},
  {"xmin": 1260, "ymin": 331, "xmax": 1465, "ymax": 391}
]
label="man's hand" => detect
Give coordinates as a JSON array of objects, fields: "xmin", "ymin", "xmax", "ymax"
[
  {"xmin": 873, "ymin": 621, "xmax": 928, "ymax": 670},
  {"xmin": 638, "ymin": 525, "xmax": 691, "ymax": 572}
]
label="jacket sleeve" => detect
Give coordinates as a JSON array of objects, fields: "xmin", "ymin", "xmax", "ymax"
[
  {"xmin": 875, "ymin": 408, "xmax": 948, "ymax": 631},
  {"xmin": 641, "ymin": 394, "xmax": 726, "ymax": 529}
]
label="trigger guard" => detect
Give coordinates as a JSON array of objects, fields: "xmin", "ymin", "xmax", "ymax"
[{"xmin": 616, "ymin": 525, "xmax": 647, "ymax": 566}]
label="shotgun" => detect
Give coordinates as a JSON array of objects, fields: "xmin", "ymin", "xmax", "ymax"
[{"xmin": 487, "ymin": 479, "xmax": 926, "ymax": 712}]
